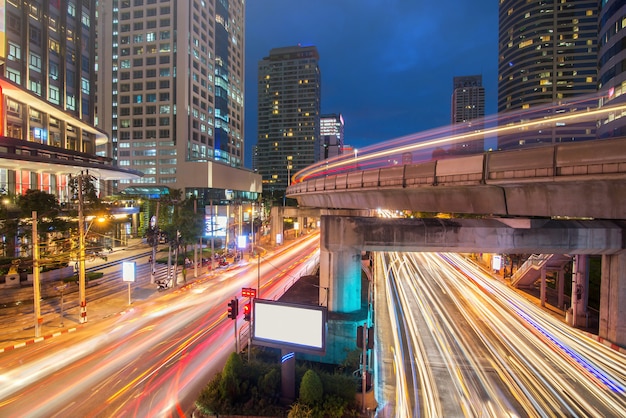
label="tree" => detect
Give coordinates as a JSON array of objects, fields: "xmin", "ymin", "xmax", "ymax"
[{"xmin": 68, "ymin": 172, "xmax": 105, "ymax": 212}]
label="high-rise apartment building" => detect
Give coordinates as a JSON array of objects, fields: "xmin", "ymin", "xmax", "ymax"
[
  {"xmin": 498, "ymin": 0, "xmax": 599, "ymax": 149},
  {"xmin": 96, "ymin": 0, "xmax": 260, "ymax": 203},
  {"xmin": 597, "ymin": 0, "xmax": 626, "ymax": 138},
  {"xmin": 318, "ymin": 113, "xmax": 344, "ymax": 161},
  {"xmin": 451, "ymin": 75, "xmax": 485, "ymax": 154},
  {"xmin": 256, "ymin": 45, "xmax": 321, "ymax": 193},
  {"xmin": 0, "ymin": 0, "xmax": 138, "ymax": 200}
]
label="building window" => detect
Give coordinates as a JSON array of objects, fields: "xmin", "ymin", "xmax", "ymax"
[
  {"xmin": 29, "ymin": 52, "xmax": 42, "ymax": 71},
  {"xmin": 7, "ymin": 13, "xmax": 21, "ymax": 34},
  {"xmin": 30, "ymin": 25, "xmax": 42, "ymax": 46},
  {"xmin": 48, "ymin": 39, "xmax": 59, "ymax": 55},
  {"xmin": 49, "ymin": 61, "xmax": 59, "ymax": 80},
  {"xmin": 81, "ymin": 77, "xmax": 90, "ymax": 94},
  {"xmin": 48, "ymin": 86, "xmax": 61, "ymax": 105},
  {"xmin": 66, "ymin": 94, "xmax": 76, "ymax": 111},
  {"xmin": 7, "ymin": 68, "xmax": 21, "ymax": 84},
  {"xmin": 81, "ymin": 11, "xmax": 90, "ymax": 27},
  {"xmin": 8, "ymin": 42, "xmax": 21, "ymax": 61},
  {"xmin": 29, "ymin": 79, "xmax": 42, "ymax": 95}
]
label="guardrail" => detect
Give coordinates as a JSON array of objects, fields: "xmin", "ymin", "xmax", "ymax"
[{"xmin": 288, "ymin": 137, "xmax": 626, "ymax": 195}]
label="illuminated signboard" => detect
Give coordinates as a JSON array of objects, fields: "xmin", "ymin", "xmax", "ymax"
[
  {"xmin": 0, "ymin": 1, "xmax": 5, "ymax": 59},
  {"xmin": 252, "ymin": 299, "xmax": 327, "ymax": 355}
]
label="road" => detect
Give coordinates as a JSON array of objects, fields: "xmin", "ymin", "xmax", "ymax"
[
  {"xmin": 376, "ymin": 252, "xmax": 626, "ymax": 417},
  {"xmin": 0, "ymin": 233, "xmax": 320, "ymax": 417}
]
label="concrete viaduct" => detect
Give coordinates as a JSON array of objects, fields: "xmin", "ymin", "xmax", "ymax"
[{"xmin": 283, "ymin": 137, "xmax": 626, "ymax": 349}]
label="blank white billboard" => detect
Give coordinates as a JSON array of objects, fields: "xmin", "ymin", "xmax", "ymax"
[{"xmin": 252, "ymin": 299, "xmax": 327, "ymax": 354}]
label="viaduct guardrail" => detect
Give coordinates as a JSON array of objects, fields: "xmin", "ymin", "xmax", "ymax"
[{"xmin": 287, "ymin": 137, "xmax": 626, "ymax": 220}]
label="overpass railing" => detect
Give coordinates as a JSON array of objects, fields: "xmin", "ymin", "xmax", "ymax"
[{"xmin": 287, "ymin": 138, "xmax": 626, "ymax": 195}]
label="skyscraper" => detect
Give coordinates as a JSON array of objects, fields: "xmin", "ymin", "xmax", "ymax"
[
  {"xmin": 256, "ymin": 45, "xmax": 321, "ymax": 194},
  {"xmin": 318, "ymin": 114, "xmax": 344, "ymax": 161},
  {"xmin": 0, "ymin": 0, "xmax": 138, "ymax": 200},
  {"xmin": 597, "ymin": 0, "xmax": 626, "ymax": 138},
  {"xmin": 96, "ymin": 0, "xmax": 259, "ymax": 202},
  {"xmin": 451, "ymin": 75, "xmax": 485, "ymax": 154},
  {"xmin": 498, "ymin": 0, "xmax": 598, "ymax": 149}
]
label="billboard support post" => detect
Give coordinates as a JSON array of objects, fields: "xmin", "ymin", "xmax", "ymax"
[{"xmin": 280, "ymin": 350, "xmax": 296, "ymax": 405}]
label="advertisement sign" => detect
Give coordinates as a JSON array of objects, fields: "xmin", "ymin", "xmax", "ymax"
[{"xmin": 252, "ymin": 299, "xmax": 327, "ymax": 355}]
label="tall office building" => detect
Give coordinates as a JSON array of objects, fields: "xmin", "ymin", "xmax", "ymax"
[
  {"xmin": 451, "ymin": 75, "xmax": 485, "ymax": 154},
  {"xmin": 0, "ymin": 0, "xmax": 138, "ymax": 200},
  {"xmin": 318, "ymin": 113, "xmax": 344, "ymax": 161},
  {"xmin": 96, "ymin": 0, "xmax": 259, "ymax": 203},
  {"xmin": 597, "ymin": 0, "xmax": 626, "ymax": 138},
  {"xmin": 498, "ymin": 0, "xmax": 599, "ymax": 149},
  {"xmin": 256, "ymin": 45, "xmax": 321, "ymax": 193}
]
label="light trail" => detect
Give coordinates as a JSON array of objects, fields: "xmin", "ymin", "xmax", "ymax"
[
  {"xmin": 378, "ymin": 251, "xmax": 626, "ymax": 417},
  {"xmin": 293, "ymin": 91, "xmax": 623, "ymax": 183}
]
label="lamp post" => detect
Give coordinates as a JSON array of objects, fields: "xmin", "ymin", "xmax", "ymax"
[
  {"xmin": 76, "ymin": 174, "xmax": 106, "ymax": 324},
  {"xmin": 32, "ymin": 211, "xmax": 42, "ymax": 337},
  {"xmin": 284, "ymin": 155, "xmax": 293, "ymax": 207}
]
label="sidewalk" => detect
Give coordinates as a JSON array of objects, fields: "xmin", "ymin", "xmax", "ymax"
[{"xmin": 0, "ymin": 239, "xmax": 162, "ymax": 352}]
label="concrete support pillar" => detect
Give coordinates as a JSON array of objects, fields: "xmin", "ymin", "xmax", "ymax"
[
  {"xmin": 557, "ymin": 269, "xmax": 565, "ymax": 310},
  {"xmin": 320, "ymin": 247, "xmax": 362, "ymax": 313},
  {"xmin": 270, "ymin": 206, "xmax": 284, "ymax": 246},
  {"xmin": 569, "ymin": 255, "xmax": 589, "ymax": 328},
  {"xmin": 599, "ymin": 253, "xmax": 626, "ymax": 348}
]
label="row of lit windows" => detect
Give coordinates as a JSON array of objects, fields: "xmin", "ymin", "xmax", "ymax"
[
  {"xmin": 118, "ymin": 129, "xmax": 171, "ymax": 139},
  {"xmin": 118, "ymin": 117, "xmax": 170, "ymax": 127},
  {"xmin": 119, "ymin": 158, "xmax": 177, "ymax": 166},
  {"xmin": 119, "ymin": 93, "xmax": 170, "ymax": 104},
  {"xmin": 120, "ymin": 19, "xmax": 170, "ymax": 32},
  {"xmin": 119, "ymin": 6, "xmax": 170, "ymax": 20},
  {"xmin": 120, "ymin": 30, "xmax": 170, "ymax": 44},
  {"xmin": 118, "ymin": 104, "xmax": 171, "ymax": 115},
  {"xmin": 120, "ymin": 0, "xmax": 168, "ymax": 8}
]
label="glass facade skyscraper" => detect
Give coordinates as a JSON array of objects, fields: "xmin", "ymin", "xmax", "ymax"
[
  {"xmin": 255, "ymin": 45, "xmax": 321, "ymax": 193},
  {"xmin": 498, "ymin": 0, "xmax": 598, "ymax": 149},
  {"xmin": 96, "ymin": 0, "xmax": 258, "ymax": 201}
]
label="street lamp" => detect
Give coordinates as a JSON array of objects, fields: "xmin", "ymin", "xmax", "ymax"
[
  {"xmin": 77, "ymin": 214, "xmax": 106, "ymax": 324},
  {"xmin": 284, "ymin": 155, "xmax": 293, "ymax": 206}
]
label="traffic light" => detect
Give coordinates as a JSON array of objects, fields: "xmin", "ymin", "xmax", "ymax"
[
  {"xmin": 243, "ymin": 302, "xmax": 252, "ymax": 322},
  {"xmin": 357, "ymin": 325, "xmax": 364, "ymax": 349},
  {"xmin": 227, "ymin": 298, "xmax": 238, "ymax": 320},
  {"xmin": 357, "ymin": 325, "xmax": 374, "ymax": 349}
]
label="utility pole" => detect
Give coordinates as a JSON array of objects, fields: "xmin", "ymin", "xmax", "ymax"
[
  {"xmin": 77, "ymin": 173, "xmax": 87, "ymax": 323},
  {"xmin": 150, "ymin": 200, "xmax": 160, "ymax": 284},
  {"xmin": 194, "ymin": 198, "xmax": 198, "ymax": 278},
  {"xmin": 32, "ymin": 211, "xmax": 42, "ymax": 337}
]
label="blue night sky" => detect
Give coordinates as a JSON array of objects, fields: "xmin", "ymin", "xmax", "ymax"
[{"xmin": 244, "ymin": 1, "xmax": 498, "ymax": 167}]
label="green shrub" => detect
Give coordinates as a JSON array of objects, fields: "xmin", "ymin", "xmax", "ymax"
[
  {"xmin": 220, "ymin": 352, "xmax": 243, "ymax": 401},
  {"xmin": 299, "ymin": 369, "xmax": 323, "ymax": 406}
]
